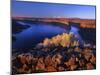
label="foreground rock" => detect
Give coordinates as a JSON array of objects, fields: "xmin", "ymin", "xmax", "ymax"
[{"xmin": 12, "ymin": 33, "xmax": 96, "ymax": 74}]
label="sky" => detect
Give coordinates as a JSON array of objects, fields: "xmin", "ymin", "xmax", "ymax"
[{"xmin": 12, "ymin": 1, "xmax": 96, "ymax": 19}]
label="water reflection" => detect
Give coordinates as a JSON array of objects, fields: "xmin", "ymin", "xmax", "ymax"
[{"xmin": 70, "ymin": 26, "xmax": 83, "ymax": 43}]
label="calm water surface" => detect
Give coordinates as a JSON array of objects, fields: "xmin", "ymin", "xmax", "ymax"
[{"xmin": 12, "ymin": 21, "xmax": 81, "ymax": 49}]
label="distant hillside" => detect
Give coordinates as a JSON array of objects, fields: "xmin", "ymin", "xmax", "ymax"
[{"xmin": 12, "ymin": 17, "xmax": 96, "ymax": 28}]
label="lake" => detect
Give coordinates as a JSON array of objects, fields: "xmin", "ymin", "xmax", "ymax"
[{"xmin": 12, "ymin": 21, "xmax": 82, "ymax": 49}]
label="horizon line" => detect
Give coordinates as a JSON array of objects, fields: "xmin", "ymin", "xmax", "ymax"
[{"xmin": 12, "ymin": 16, "xmax": 96, "ymax": 20}]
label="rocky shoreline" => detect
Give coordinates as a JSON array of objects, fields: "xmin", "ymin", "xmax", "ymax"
[{"xmin": 12, "ymin": 33, "xmax": 96, "ymax": 74}]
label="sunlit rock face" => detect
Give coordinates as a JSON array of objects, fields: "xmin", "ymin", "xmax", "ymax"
[{"xmin": 42, "ymin": 32, "xmax": 76, "ymax": 47}]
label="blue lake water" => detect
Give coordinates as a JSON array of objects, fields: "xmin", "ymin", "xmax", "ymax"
[{"xmin": 12, "ymin": 21, "xmax": 82, "ymax": 49}]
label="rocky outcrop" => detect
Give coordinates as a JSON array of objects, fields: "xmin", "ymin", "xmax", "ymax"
[{"xmin": 12, "ymin": 33, "xmax": 96, "ymax": 74}]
